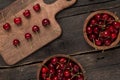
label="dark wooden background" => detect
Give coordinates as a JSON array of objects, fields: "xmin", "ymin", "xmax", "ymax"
[{"xmin": 0, "ymin": 0, "xmax": 120, "ymax": 80}]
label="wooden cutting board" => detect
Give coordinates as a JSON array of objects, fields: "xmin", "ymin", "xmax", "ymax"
[{"xmin": 0, "ymin": 0, "xmax": 76, "ymax": 65}]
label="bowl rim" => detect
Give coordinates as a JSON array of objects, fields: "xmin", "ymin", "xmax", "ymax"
[
  {"xmin": 83, "ymin": 10, "xmax": 120, "ymax": 50},
  {"xmin": 37, "ymin": 54, "xmax": 86, "ymax": 80}
]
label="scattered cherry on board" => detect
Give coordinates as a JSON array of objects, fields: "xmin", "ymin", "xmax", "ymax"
[
  {"xmin": 83, "ymin": 10, "xmax": 120, "ymax": 50},
  {"xmin": 38, "ymin": 54, "xmax": 85, "ymax": 80}
]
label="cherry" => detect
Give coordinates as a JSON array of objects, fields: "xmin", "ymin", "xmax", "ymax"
[
  {"xmin": 3, "ymin": 23, "xmax": 11, "ymax": 31},
  {"xmin": 90, "ymin": 19, "xmax": 97, "ymax": 25},
  {"xmin": 95, "ymin": 14, "xmax": 101, "ymax": 20},
  {"xmin": 59, "ymin": 57, "xmax": 67, "ymax": 64},
  {"xmin": 88, "ymin": 34, "xmax": 97, "ymax": 41},
  {"xmin": 42, "ymin": 19, "xmax": 50, "ymax": 26},
  {"xmin": 23, "ymin": 9, "xmax": 31, "ymax": 18},
  {"xmin": 107, "ymin": 17, "xmax": 114, "ymax": 24},
  {"xmin": 48, "ymin": 63, "xmax": 54, "ymax": 69},
  {"xmin": 13, "ymin": 39, "xmax": 20, "ymax": 46},
  {"xmin": 56, "ymin": 63, "xmax": 64, "ymax": 70},
  {"xmin": 76, "ymin": 74, "xmax": 84, "ymax": 80},
  {"xmin": 46, "ymin": 78, "xmax": 51, "ymax": 80},
  {"xmin": 86, "ymin": 26, "xmax": 93, "ymax": 34},
  {"xmin": 95, "ymin": 39, "xmax": 102, "ymax": 46},
  {"xmin": 111, "ymin": 33, "xmax": 117, "ymax": 40},
  {"xmin": 102, "ymin": 13, "xmax": 109, "ymax": 20},
  {"xmin": 107, "ymin": 25, "xmax": 116, "ymax": 33},
  {"xmin": 25, "ymin": 33, "xmax": 32, "ymax": 40},
  {"xmin": 113, "ymin": 21, "xmax": 120, "ymax": 29},
  {"xmin": 51, "ymin": 57, "xmax": 58, "ymax": 65},
  {"xmin": 93, "ymin": 27, "xmax": 99, "ymax": 34},
  {"xmin": 64, "ymin": 70, "xmax": 71, "ymax": 77},
  {"xmin": 73, "ymin": 65, "xmax": 80, "ymax": 73},
  {"xmin": 102, "ymin": 30, "xmax": 111, "ymax": 38},
  {"xmin": 41, "ymin": 66, "xmax": 48, "ymax": 74},
  {"xmin": 42, "ymin": 73, "xmax": 46, "ymax": 79},
  {"xmin": 104, "ymin": 39, "xmax": 111, "ymax": 46},
  {"xmin": 49, "ymin": 68, "xmax": 55, "ymax": 74},
  {"xmin": 52, "ymin": 76, "xmax": 58, "ymax": 80},
  {"xmin": 14, "ymin": 17, "xmax": 22, "ymax": 25},
  {"xmin": 32, "ymin": 25, "xmax": 40, "ymax": 32},
  {"xmin": 33, "ymin": 3, "xmax": 41, "ymax": 12},
  {"xmin": 66, "ymin": 62, "xmax": 74, "ymax": 69}
]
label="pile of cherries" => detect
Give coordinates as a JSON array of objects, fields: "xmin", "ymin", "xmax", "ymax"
[
  {"xmin": 86, "ymin": 13, "xmax": 120, "ymax": 46},
  {"xmin": 3, "ymin": 3, "xmax": 51, "ymax": 47},
  {"xmin": 39, "ymin": 56, "xmax": 84, "ymax": 80}
]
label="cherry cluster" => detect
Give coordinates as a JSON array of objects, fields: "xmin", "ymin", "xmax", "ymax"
[
  {"xmin": 40, "ymin": 56, "xmax": 84, "ymax": 80},
  {"xmin": 86, "ymin": 13, "xmax": 120, "ymax": 46},
  {"xmin": 3, "ymin": 3, "xmax": 50, "ymax": 47}
]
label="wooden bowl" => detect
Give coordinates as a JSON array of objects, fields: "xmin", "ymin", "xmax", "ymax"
[
  {"xmin": 37, "ymin": 54, "xmax": 85, "ymax": 80},
  {"xmin": 83, "ymin": 10, "xmax": 120, "ymax": 50}
]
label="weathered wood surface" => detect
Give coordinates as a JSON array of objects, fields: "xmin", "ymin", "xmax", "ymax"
[{"xmin": 0, "ymin": 0, "xmax": 120, "ymax": 80}]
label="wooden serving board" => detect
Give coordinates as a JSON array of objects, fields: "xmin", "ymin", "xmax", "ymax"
[{"xmin": 0, "ymin": 0, "xmax": 76, "ymax": 65}]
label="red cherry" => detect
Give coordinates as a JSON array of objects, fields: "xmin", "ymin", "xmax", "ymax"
[
  {"xmin": 32, "ymin": 25, "xmax": 40, "ymax": 32},
  {"xmin": 46, "ymin": 78, "xmax": 51, "ymax": 80},
  {"xmin": 102, "ymin": 30, "xmax": 111, "ymax": 38},
  {"xmin": 13, "ymin": 39, "xmax": 20, "ymax": 46},
  {"xmin": 107, "ymin": 17, "xmax": 114, "ymax": 24},
  {"xmin": 33, "ymin": 3, "xmax": 41, "ymax": 12},
  {"xmin": 90, "ymin": 19, "xmax": 97, "ymax": 25},
  {"xmin": 88, "ymin": 34, "xmax": 97, "ymax": 41},
  {"xmin": 107, "ymin": 25, "xmax": 116, "ymax": 33},
  {"xmin": 64, "ymin": 70, "xmax": 71, "ymax": 77},
  {"xmin": 95, "ymin": 39, "xmax": 102, "ymax": 46},
  {"xmin": 53, "ymin": 76, "xmax": 58, "ymax": 80},
  {"xmin": 59, "ymin": 57, "xmax": 67, "ymax": 64},
  {"xmin": 48, "ymin": 63, "xmax": 54, "ymax": 69},
  {"xmin": 14, "ymin": 17, "xmax": 22, "ymax": 25},
  {"xmin": 95, "ymin": 14, "xmax": 101, "ymax": 20},
  {"xmin": 113, "ymin": 21, "xmax": 120, "ymax": 29},
  {"xmin": 66, "ymin": 62, "xmax": 74, "ymax": 69},
  {"xmin": 51, "ymin": 57, "xmax": 58, "ymax": 65},
  {"xmin": 49, "ymin": 68, "xmax": 55, "ymax": 74},
  {"xmin": 76, "ymin": 74, "xmax": 84, "ymax": 80},
  {"xmin": 93, "ymin": 27, "xmax": 99, "ymax": 34},
  {"xmin": 23, "ymin": 9, "xmax": 31, "ymax": 18},
  {"xmin": 104, "ymin": 39, "xmax": 111, "ymax": 46},
  {"xmin": 111, "ymin": 33, "xmax": 117, "ymax": 40},
  {"xmin": 98, "ymin": 21, "xmax": 104, "ymax": 25},
  {"xmin": 3, "ymin": 23, "xmax": 11, "ymax": 31},
  {"xmin": 42, "ymin": 19, "xmax": 50, "ymax": 26},
  {"xmin": 41, "ymin": 66, "xmax": 48, "ymax": 73},
  {"xmin": 102, "ymin": 13, "xmax": 109, "ymax": 20},
  {"xmin": 25, "ymin": 33, "xmax": 32, "ymax": 40},
  {"xmin": 73, "ymin": 65, "xmax": 80, "ymax": 73},
  {"xmin": 86, "ymin": 26, "xmax": 93, "ymax": 34},
  {"xmin": 41, "ymin": 73, "xmax": 46, "ymax": 79}
]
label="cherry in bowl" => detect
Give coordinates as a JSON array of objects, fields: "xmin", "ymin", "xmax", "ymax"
[
  {"xmin": 37, "ymin": 54, "xmax": 85, "ymax": 80},
  {"xmin": 83, "ymin": 10, "xmax": 120, "ymax": 50}
]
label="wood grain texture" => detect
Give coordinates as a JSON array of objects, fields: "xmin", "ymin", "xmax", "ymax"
[
  {"xmin": 0, "ymin": 0, "xmax": 76, "ymax": 65},
  {"xmin": 0, "ymin": 0, "xmax": 120, "ymax": 80}
]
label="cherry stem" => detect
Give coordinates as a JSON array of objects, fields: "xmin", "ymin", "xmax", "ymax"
[{"xmin": 71, "ymin": 72, "xmax": 83, "ymax": 79}]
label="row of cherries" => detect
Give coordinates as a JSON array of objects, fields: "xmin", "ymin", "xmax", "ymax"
[{"xmin": 2, "ymin": 3, "xmax": 51, "ymax": 47}]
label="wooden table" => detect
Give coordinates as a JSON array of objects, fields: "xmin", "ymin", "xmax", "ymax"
[{"xmin": 0, "ymin": 0, "xmax": 120, "ymax": 80}]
